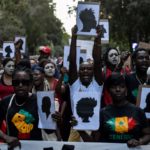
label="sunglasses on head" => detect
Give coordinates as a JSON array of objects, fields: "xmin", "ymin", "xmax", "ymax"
[{"xmin": 12, "ymin": 79, "xmax": 31, "ymax": 86}]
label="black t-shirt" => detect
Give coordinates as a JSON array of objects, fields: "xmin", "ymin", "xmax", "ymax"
[
  {"xmin": 99, "ymin": 103, "xmax": 147, "ymax": 143},
  {"xmin": 0, "ymin": 94, "xmax": 42, "ymax": 140},
  {"xmin": 125, "ymin": 73, "xmax": 141, "ymax": 104}
]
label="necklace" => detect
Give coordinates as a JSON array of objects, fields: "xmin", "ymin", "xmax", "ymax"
[
  {"xmin": 15, "ymin": 98, "xmax": 26, "ymax": 106},
  {"xmin": 136, "ymin": 75, "xmax": 145, "ymax": 85}
]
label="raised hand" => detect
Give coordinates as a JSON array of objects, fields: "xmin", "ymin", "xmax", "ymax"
[
  {"xmin": 71, "ymin": 25, "xmax": 78, "ymax": 37},
  {"xmin": 4, "ymin": 135, "xmax": 21, "ymax": 150},
  {"xmin": 127, "ymin": 138, "xmax": 140, "ymax": 147},
  {"xmin": 69, "ymin": 116, "xmax": 78, "ymax": 126}
]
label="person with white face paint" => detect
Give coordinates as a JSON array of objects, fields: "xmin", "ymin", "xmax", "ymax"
[
  {"xmin": 39, "ymin": 59, "xmax": 59, "ymax": 96},
  {"xmin": 39, "ymin": 59, "xmax": 64, "ymax": 140},
  {"xmin": 43, "ymin": 61, "xmax": 59, "ymax": 91},
  {"xmin": 107, "ymin": 49, "xmax": 120, "ymax": 66},
  {"xmin": 44, "ymin": 63, "xmax": 56, "ymax": 78},
  {"xmin": 102, "ymin": 47, "xmax": 131, "ymax": 107}
]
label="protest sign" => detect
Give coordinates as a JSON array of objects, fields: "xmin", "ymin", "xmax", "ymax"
[
  {"xmin": 3, "ymin": 41, "xmax": 15, "ymax": 58},
  {"xmin": 77, "ymin": 2, "xmax": 100, "ymax": 36},
  {"xmin": 37, "ymin": 91, "xmax": 56, "ymax": 130}
]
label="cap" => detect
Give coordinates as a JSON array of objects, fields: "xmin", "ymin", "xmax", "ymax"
[{"xmin": 39, "ymin": 46, "xmax": 51, "ymax": 55}]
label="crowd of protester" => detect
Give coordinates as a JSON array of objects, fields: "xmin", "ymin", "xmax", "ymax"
[{"xmin": 0, "ymin": 25, "xmax": 150, "ymax": 149}]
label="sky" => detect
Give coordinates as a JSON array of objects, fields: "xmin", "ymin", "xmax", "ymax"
[{"xmin": 53, "ymin": 0, "xmax": 80, "ymax": 35}]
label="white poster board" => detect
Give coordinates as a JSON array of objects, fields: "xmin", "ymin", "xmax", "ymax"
[
  {"xmin": 100, "ymin": 19, "xmax": 109, "ymax": 44},
  {"xmin": 73, "ymin": 92, "xmax": 100, "ymax": 130},
  {"xmin": 77, "ymin": 2, "xmax": 100, "ymax": 36},
  {"xmin": 37, "ymin": 91, "xmax": 56, "ymax": 130},
  {"xmin": 15, "ymin": 36, "xmax": 26, "ymax": 53},
  {"xmin": 79, "ymin": 49, "xmax": 87, "ymax": 64},
  {"xmin": 63, "ymin": 45, "xmax": 80, "ymax": 71},
  {"xmin": 137, "ymin": 85, "xmax": 150, "ymax": 119},
  {"xmin": 69, "ymin": 39, "xmax": 94, "ymax": 61},
  {"xmin": 3, "ymin": 41, "xmax": 15, "ymax": 58}
]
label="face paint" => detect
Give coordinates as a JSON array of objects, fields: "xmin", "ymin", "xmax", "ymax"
[
  {"xmin": 44, "ymin": 63, "xmax": 55, "ymax": 77},
  {"xmin": 108, "ymin": 49, "xmax": 120, "ymax": 65},
  {"xmin": 4, "ymin": 61, "xmax": 15, "ymax": 75}
]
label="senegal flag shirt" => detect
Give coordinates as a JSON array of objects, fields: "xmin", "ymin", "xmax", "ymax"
[{"xmin": 99, "ymin": 103, "xmax": 147, "ymax": 143}]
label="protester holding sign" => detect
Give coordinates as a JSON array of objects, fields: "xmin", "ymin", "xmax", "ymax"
[
  {"xmin": 68, "ymin": 25, "xmax": 103, "ymax": 141},
  {"xmin": 32, "ymin": 66, "xmax": 62, "ymax": 141},
  {"xmin": 72, "ymin": 73, "xmax": 150, "ymax": 147}
]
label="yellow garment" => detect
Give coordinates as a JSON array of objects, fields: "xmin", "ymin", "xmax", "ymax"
[{"xmin": 68, "ymin": 128, "xmax": 82, "ymax": 142}]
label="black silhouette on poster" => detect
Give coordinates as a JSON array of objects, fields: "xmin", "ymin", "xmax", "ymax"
[
  {"xmin": 43, "ymin": 144, "xmax": 75, "ymax": 150},
  {"xmin": 79, "ymin": 8, "xmax": 96, "ymax": 32},
  {"xmin": 144, "ymin": 92, "xmax": 150, "ymax": 112},
  {"xmin": 5, "ymin": 45, "xmax": 12, "ymax": 57},
  {"xmin": 76, "ymin": 97, "xmax": 97, "ymax": 122},
  {"xmin": 62, "ymin": 144, "xmax": 75, "ymax": 150},
  {"xmin": 43, "ymin": 147, "xmax": 53, "ymax": 150},
  {"xmin": 79, "ymin": 57, "xmax": 84, "ymax": 64},
  {"xmin": 42, "ymin": 96, "xmax": 51, "ymax": 119},
  {"xmin": 67, "ymin": 54, "xmax": 70, "ymax": 62},
  {"xmin": 100, "ymin": 25, "xmax": 107, "ymax": 38},
  {"xmin": 15, "ymin": 38, "xmax": 24, "ymax": 51}
]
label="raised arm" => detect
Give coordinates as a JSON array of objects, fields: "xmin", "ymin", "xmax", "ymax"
[
  {"xmin": 14, "ymin": 39, "xmax": 22, "ymax": 66},
  {"xmin": 92, "ymin": 25, "xmax": 103, "ymax": 85},
  {"xmin": 68, "ymin": 26, "xmax": 78, "ymax": 85}
]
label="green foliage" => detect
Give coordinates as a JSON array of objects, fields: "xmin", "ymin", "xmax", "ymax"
[
  {"xmin": 102, "ymin": 0, "xmax": 150, "ymax": 51},
  {"xmin": 84, "ymin": 0, "xmax": 150, "ymax": 51},
  {"xmin": 0, "ymin": 12, "xmax": 25, "ymax": 47},
  {"xmin": 0, "ymin": 0, "xmax": 68, "ymax": 55}
]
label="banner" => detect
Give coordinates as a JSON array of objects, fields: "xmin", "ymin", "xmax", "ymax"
[{"xmin": 0, "ymin": 141, "xmax": 150, "ymax": 150}]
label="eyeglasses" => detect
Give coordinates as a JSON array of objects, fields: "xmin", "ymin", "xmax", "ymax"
[{"xmin": 12, "ymin": 79, "xmax": 31, "ymax": 86}]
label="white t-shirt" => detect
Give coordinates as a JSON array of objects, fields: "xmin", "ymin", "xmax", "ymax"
[
  {"xmin": 69, "ymin": 78, "xmax": 103, "ymax": 141},
  {"xmin": 70, "ymin": 78, "xmax": 103, "ymax": 110}
]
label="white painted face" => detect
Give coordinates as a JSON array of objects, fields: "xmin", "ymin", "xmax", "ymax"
[
  {"xmin": 4, "ymin": 61, "xmax": 15, "ymax": 75},
  {"xmin": 108, "ymin": 49, "xmax": 120, "ymax": 65},
  {"xmin": 44, "ymin": 63, "xmax": 55, "ymax": 77}
]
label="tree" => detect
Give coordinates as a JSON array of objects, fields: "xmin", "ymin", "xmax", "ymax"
[
  {"xmin": 0, "ymin": 0, "xmax": 68, "ymax": 55},
  {"xmin": 83, "ymin": 0, "xmax": 150, "ymax": 51},
  {"xmin": 0, "ymin": 12, "xmax": 25, "ymax": 47},
  {"xmin": 103, "ymin": 0, "xmax": 150, "ymax": 51}
]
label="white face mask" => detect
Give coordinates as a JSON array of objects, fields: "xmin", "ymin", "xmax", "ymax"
[
  {"xmin": 4, "ymin": 61, "xmax": 15, "ymax": 75},
  {"xmin": 44, "ymin": 63, "xmax": 55, "ymax": 77},
  {"xmin": 108, "ymin": 49, "xmax": 120, "ymax": 65}
]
